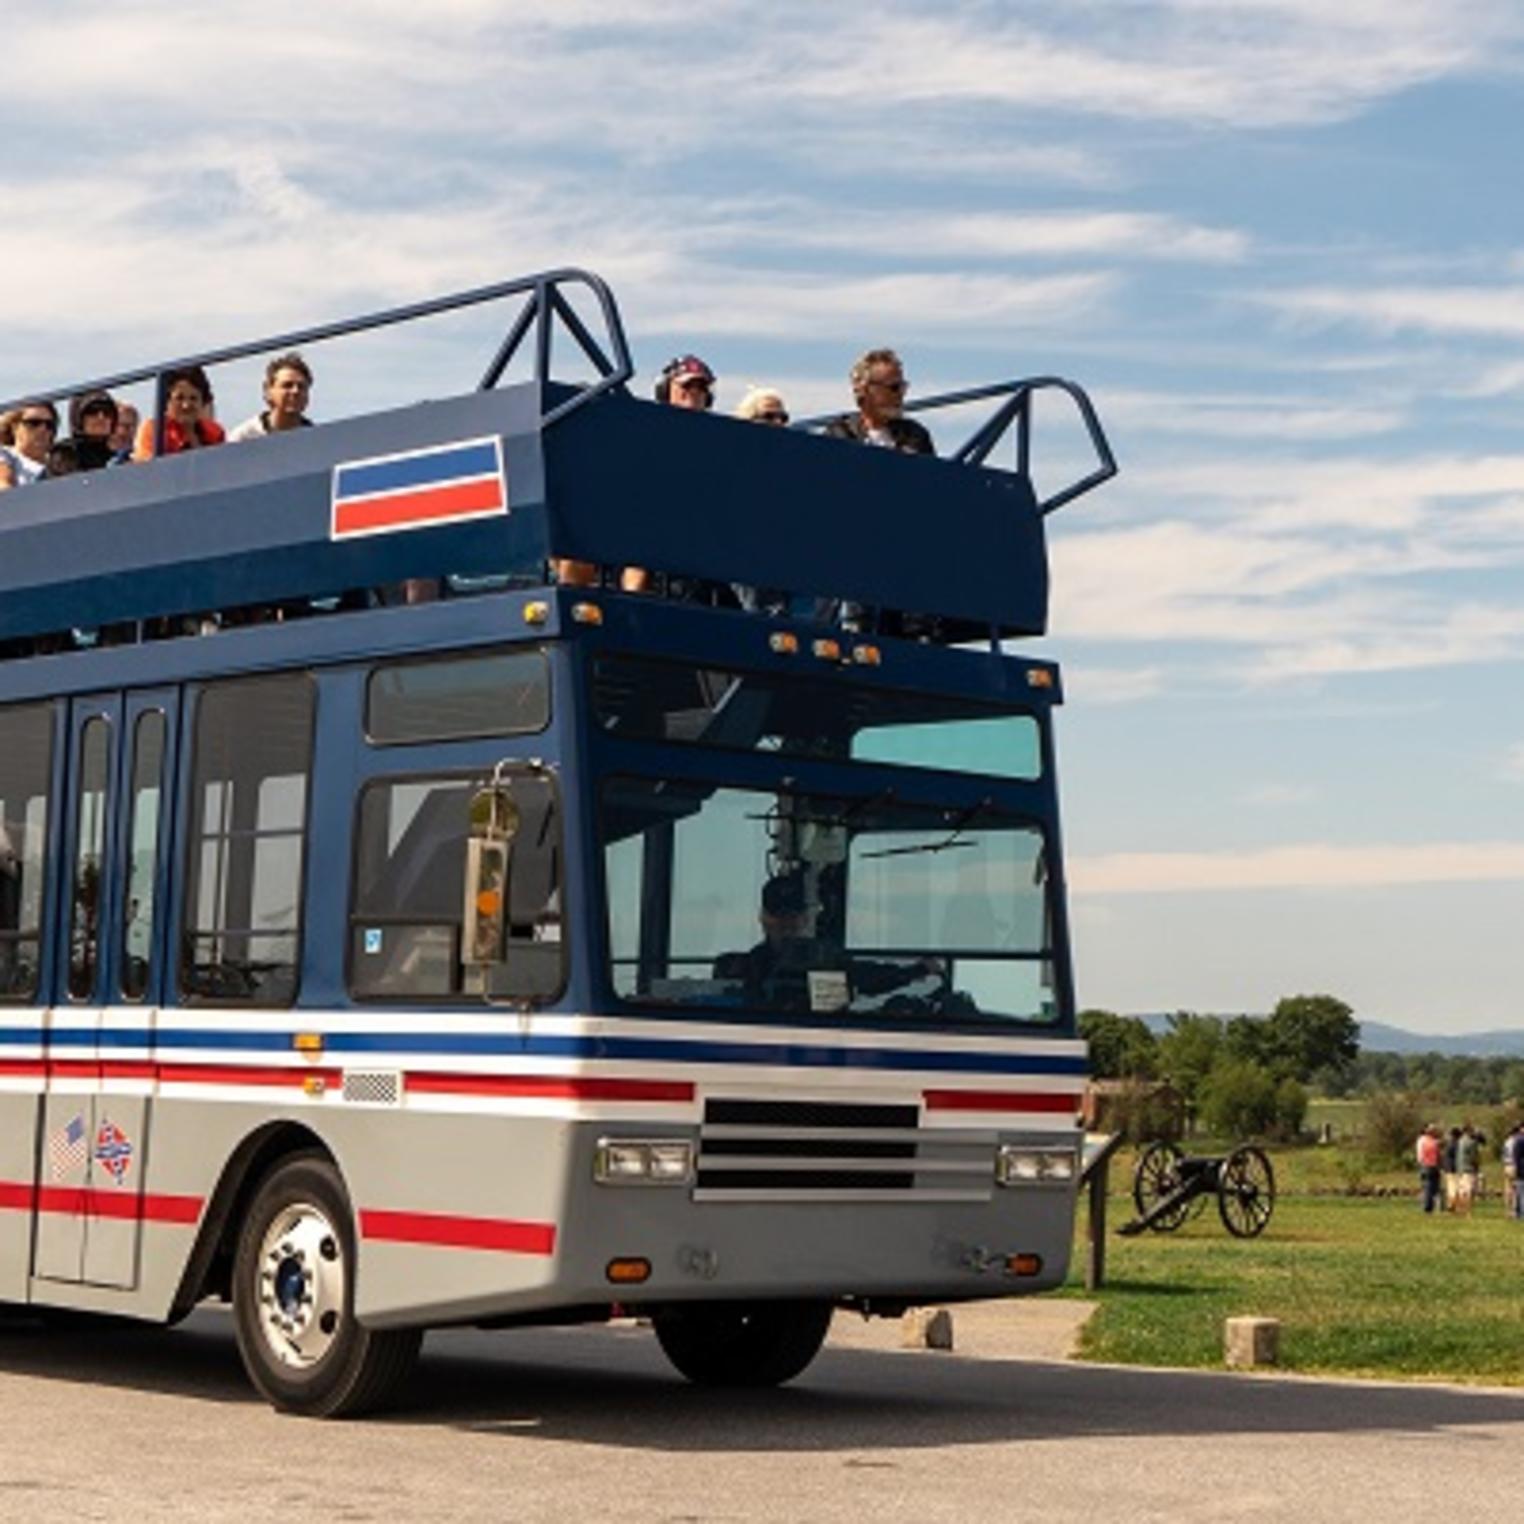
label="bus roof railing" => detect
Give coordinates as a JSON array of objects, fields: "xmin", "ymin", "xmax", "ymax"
[
  {"xmin": 795, "ymin": 375, "xmax": 1116, "ymax": 517},
  {"xmin": 0, "ymin": 266, "xmax": 636, "ymax": 444}
]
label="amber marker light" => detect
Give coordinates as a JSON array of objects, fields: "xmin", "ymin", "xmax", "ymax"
[
  {"xmin": 1006, "ymin": 1254, "xmax": 1043, "ymax": 1278},
  {"xmin": 293, "ymin": 1032, "xmax": 324, "ymax": 1057},
  {"xmin": 523, "ymin": 600, "xmax": 550, "ymax": 625},
  {"xmin": 768, "ymin": 631, "xmax": 800, "ymax": 654},
  {"xmin": 606, "ymin": 1258, "xmax": 652, "ymax": 1285},
  {"xmin": 812, "ymin": 638, "xmax": 842, "ymax": 661},
  {"xmin": 302, "ymin": 1076, "xmax": 327, "ymax": 1097},
  {"xmin": 571, "ymin": 602, "xmax": 603, "ymax": 625},
  {"xmin": 851, "ymin": 644, "xmax": 882, "ymax": 666},
  {"xmin": 1026, "ymin": 668, "xmax": 1054, "ymax": 689}
]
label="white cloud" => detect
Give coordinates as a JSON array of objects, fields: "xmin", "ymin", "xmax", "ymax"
[
  {"xmin": 1061, "ymin": 666, "xmax": 1166, "ymax": 705},
  {"xmin": 1070, "ymin": 840, "xmax": 1524, "ymax": 894},
  {"xmin": 1259, "ymin": 283, "xmax": 1524, "ymax": 339}
]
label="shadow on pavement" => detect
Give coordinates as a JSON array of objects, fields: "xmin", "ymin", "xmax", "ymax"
[{"xmin": 5, "ymin": 1305, "xmax": 1524, "ymax": 1452}]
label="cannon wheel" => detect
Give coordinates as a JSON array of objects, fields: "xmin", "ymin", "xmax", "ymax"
[
  {"xmin": 1132, "ymin": 1141, "xmax": 1202, "ymax": 1232},
  {"xmin": 1217, "ymin": 1145, "xmax": 1276, "ymax": 1238}
]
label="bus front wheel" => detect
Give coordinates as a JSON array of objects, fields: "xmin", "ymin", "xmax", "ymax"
[
  {"xmin": 231, "ymin": 1154, "xmax": 419, "ymax": 1417},
  {"xmin": 653, "ymin": 1300, "xmax": 833, "ymax": 1387}
]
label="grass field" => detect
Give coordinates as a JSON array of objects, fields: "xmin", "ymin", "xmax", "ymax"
[{"xmin": 1066, "ymin": 1152, "xmax": 1524, "ymax": 1383}]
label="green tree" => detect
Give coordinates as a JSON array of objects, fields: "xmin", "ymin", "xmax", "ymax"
[
  {"xmin": 1078, "ymin": 1009, "xmax": 1159, "ymax": 1079},
  {"xmin": 1157, "ymin": 1012, "xmax": 1224, "ymax": 1116},
  {"xmin": 1263, "ymin": 993, "xmax": 1359, "ymax": 1083},
  {"xmin": 1198, "ymin": 1058, "xmax": 1278, "ymax": 1139}
]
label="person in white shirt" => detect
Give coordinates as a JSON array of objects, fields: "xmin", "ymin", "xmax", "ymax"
[{"xmin": 228, "ymin": 352, "xmax": 314, "ymax": 441}]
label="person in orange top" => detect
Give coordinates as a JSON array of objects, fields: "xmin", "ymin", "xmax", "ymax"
[
  {"xmin": 132, "ymin": 365, "xmax": 226, "ymax": 460},
  {"xmin": 1416, "ymin": 1124, "xmax": 1442, "ymax": 1214}
]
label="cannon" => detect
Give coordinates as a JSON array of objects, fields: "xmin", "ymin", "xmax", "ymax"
[{"xmin": 1119, "ymin": 1141, "xmax": 1276, "ymax": 1238}]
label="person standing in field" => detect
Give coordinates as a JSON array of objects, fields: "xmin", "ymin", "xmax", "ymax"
[
  {"xmin": 1440, "ymin": 1126, "xmax": 1461, "ymax": 1211},
  {"xmin": 1416, "ymin": 1124, "xmax": 1442, "ymax": 1214},
  {"xmin": 1507, "ymin": 1125, "xmax": 1524, "ymax": 1220},
  {"xmin": 1453, "ymin": 1124, "xmax": 1480, "ymax": 1215}
]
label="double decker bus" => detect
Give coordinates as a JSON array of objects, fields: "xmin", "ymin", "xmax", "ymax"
[{"xmin": 0, "ymin": 270, "xmax": 1116, "ymax": 1416}]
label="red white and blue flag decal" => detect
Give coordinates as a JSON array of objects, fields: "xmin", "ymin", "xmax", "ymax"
[{"xmin": 330, "ymin": 436, "xmax": 508, "ymax": 540}]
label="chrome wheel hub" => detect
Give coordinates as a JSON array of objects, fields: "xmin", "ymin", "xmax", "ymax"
[{"xmin": 254, "ymin": 1202, "xmax": 345, "ymax": 1370}]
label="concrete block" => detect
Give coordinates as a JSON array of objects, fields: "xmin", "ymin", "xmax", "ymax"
[
  {"xmin": 1224, "ymin": 1315, "xmax": 1280, "ymax": 1368},
  {"xmin": 902, "ymin": 1307, "xmax": 955, "ymax": 1351}
]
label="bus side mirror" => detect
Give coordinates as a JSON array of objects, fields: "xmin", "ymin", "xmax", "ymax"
[{"xmin": 463, "ymin": 785, "xmax": 520, "ymax": 966}]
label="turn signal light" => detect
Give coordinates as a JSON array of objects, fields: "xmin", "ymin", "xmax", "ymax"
[
  {"xmin": 1026, "ymin": 668, "xmax": 1054, "ymax": 689},
  {"xmin": 812, "ymin": 638, "xmax": 842, "ymax": 661},
  {"xmin": 523, "ymin": 601, "xmax": 550, "ymax": 625},
  {"xmin": 293, "ymin": 1032, "xmax": 324, "ymax": 1056},
  {"xmin": 1006, "ymin": 1254, "xmax": 1043, "ymax": 1278},
  {"xmin": 852, "ymin": 645, "xmax": 882, "ymax": 666},
  {"xmin": 606, "ymin": 1257, "xmax": 652, "ymax": 1285},
  {"xmin": 571, "ymin": 602, "xmax": 603, "ymax": 625},
  {"xmin": 768, "ymin": 632, "xmax": 800, "ymax": 654}
]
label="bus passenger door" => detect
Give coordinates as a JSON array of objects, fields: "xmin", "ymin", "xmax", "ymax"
[
  {"xmin": 36, "ymin": 693, "xmax": 173, "ymax": 1291},
  {"xmin": 35, "ymin": 696, "xmax": 120, "ymax": 1285}
]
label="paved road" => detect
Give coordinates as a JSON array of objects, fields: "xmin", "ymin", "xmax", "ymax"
[{"xmin": 3, "ymin": 1307, "xmax": 1523, "ymax": 1523}]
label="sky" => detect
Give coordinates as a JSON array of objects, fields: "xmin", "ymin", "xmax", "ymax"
[{"xmin": 4, "ymin": 1, "xmax": 1523, "ymax": 1031}]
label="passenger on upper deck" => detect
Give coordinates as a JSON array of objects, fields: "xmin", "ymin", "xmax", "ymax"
[
  {"xmin": 109, "ymin": 401, "xmax": 139, "ymax": 459},
  {"xmin": 228, "ymin": 352, "xmax": 314, "ymax": 441},
  {"xmin": 825, "ymin": 348, "xmax": 934, "ymax": 456},
  {"xmin": 66, "ymin": 390, "xmax": 121, "ymax": 472},
  {"xmin": 551, "ymin": 353, "xmax": 720, "ymax": 595},
  {"xmin": 132, "ymin": 366, "xmax": 226, "ymax": 460},
  {"xmin": 0, "ymin": 401, "xmax": 59, "ymax": 489},
  {"xmin": 735, "ymin": 386, "xmax": 789, "ymax": 426}
]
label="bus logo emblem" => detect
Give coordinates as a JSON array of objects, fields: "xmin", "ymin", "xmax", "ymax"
[
  {"xmin": 94, "ymin": 1119, "xmax": 134, "ymax": 1183},
  {"xmin": 330, "ymin": 436, "xmax": 508, "ymax": 540}
]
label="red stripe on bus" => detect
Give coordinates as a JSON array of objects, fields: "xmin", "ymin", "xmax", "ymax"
[
  {"xmin": 335, "ymin": 477, "xmax": 505, "ymax": 536},
  {"xmin": 404, "ymin": 1073, "xmax": 695, "ymax": 1103},
  {"xmin": 359, "ymin": 1208, "xmax": 556, "ymax": 1257},
  {"xmin": 923, "ymin": 1089, "xmax": 1080, "ymax": 1114},
  {"xmin": 0, "ymin": 1182, "xmax": 202, "ymax": 1224},
  {"xmin": 0, "ymin": 1181, "xmax": 34, "ymax": 1212}
]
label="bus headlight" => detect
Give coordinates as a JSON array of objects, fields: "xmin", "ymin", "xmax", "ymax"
[
  {"xmin": 594, "ymin": 1139, "xmax": 695, "ymax": 1186},
  {"xmin": 995, "ymin": 1146, "xmax": 1077, "ymax": 1187}
]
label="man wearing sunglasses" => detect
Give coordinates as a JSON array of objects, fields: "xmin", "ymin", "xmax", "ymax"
[
  {"xmin": 0, "ymin": 401, "xmax": 60, "ymax": 489},
  {"xmin": 825, "ymin": 349, "xmax": 934, "ymax": 455}
]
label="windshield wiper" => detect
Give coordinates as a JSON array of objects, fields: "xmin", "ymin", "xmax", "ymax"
[{"xmin": 859, "ymin": 797, "xmax": 996, "ymax": 860}]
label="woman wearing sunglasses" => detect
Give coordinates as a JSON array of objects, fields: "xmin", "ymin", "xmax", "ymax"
[{"xmin": 0, "ymin": 401, "xmax": 60, "ymax": 489}]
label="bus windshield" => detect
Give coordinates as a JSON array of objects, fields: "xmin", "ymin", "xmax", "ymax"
[{"xmin": 602, "ymin": 777, "xmax": 1057, "ymax": 1026}]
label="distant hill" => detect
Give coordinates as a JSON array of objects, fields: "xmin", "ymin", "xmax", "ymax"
[
  {"xmin": 1358, "ymin": 1022, "xmax": 1524, "ymax": 1058},
  {"xmin": 1126, "ymin": 1012, "xmax": 1524, "ymax": 1058}
]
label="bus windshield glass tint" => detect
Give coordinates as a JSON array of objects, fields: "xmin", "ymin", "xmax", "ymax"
[
  {"xmin": 593, "ymin": 657, "xmax": 1041, "ymax": 781},
  {"xmin": 602, "ymin": 778, "xmax": 1057, "ymax": 1025}
]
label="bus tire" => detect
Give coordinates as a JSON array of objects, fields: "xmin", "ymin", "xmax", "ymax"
[
  {"xmin": 653, "ymin": 1300, "xmax": 832, "ymax": 1387},
  {"xmin": 231, "ymin": 1153, "xmax": 419, "ymax": 1418}
]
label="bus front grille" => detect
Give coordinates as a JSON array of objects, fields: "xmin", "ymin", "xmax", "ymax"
[{"xmin": 694, "ymin": 1098, "xmax": 995, "ymax": 1203}]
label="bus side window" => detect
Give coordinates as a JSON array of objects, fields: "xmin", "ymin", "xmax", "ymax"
[
  {"xmin": 121, "ymin": 711, "xmax": 167, "ymax": 1002},
  {"xmin": 181, "ymin": 675, "xmax": 315, "ymax": 1007},
  {"xmin": 349, "ymin": 772, "xmax": 563, "ymax": 1004},
  {"xmin": 0, "ymin": 702, "xmax": 54, "ymax": 1002}
]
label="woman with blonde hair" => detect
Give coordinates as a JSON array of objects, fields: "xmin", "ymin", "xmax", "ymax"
[{"xmin": 734, "ymin": 387, "xmax": 789, "ymax": 426}]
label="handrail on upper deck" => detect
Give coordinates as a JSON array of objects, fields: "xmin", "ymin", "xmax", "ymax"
[
  {"xmin": 795, "ymin": 375, "xmax": 1117, "ymax": 516},
  {"xmin": 0, "ymin": 267, "xmax": 635, "ymax": 449}
]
